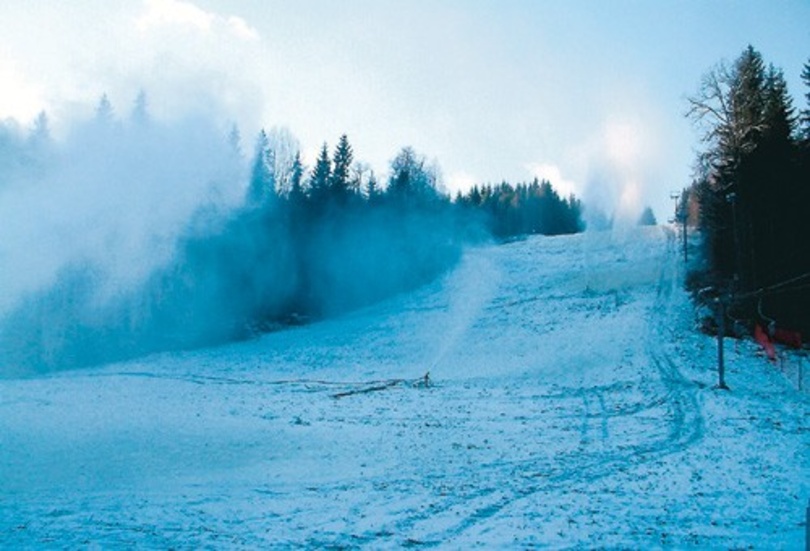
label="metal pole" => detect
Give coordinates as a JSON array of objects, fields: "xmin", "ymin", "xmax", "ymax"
[
  {"xmin": 717, "ymin": 297, "xmax": 729, "ymax": 390},
  {"xmin": 728, "ymin": 192, "xmax": 741, "ymax": 289},
  {"xmin": 805, "ymin": 498, "xmax": 809, "ymax": 551}
]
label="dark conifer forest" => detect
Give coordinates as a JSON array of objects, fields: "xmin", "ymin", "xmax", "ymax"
[
  {"xmin": 455, "ymin": 180, "xmax": 583, "ymax": 239},
  {"xmin": 686, "ymin": 46, "xmax": 810, "ymax": 334}
]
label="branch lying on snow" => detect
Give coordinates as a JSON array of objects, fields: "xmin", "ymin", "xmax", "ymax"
[
  {"xmin": 106, "ymin": 371, "xmax": 433, "ymax": 397},
  {"xmin": 332, "ymin": 372, "xmax": 431, "ymax": 399}
]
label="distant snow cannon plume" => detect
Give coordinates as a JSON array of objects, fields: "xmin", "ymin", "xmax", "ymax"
[
  {"xmin": 582, "ymin": 115, "xmax": 660, "ymax": 230},
  {"xmin": 0, "ymin": 94, "xmax": 245, "ymax": 376}
]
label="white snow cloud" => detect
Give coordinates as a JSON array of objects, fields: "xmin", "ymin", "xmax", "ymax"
[
  {"xmin": 96, "ymin": 0, "xmax": 265, "ymax": 129},
  {"xmin": 135, "ymin": 0, "xmax": 259, "ymax": 42},
  {"xmin": 136, "ymin": 0, "xmax": 215, "ymax": 32},
  {"xmin": 526, "ymin": 163, "xmax": 580, "ymax": 198},
  {"xmin": 226, "ymin": 15, "xmax": 260, "ymax": 42},
  {"xmin": 0, "ymin": 54, "xmax": 46, "ymax": 122},
  {"xmin": 446, "ymin": 171, "xmax": 477, "ymax": 195}
]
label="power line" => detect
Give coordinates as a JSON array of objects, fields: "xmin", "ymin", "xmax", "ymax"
[
  {"xmin": 761, "ymin": 282, "xmax": 810, "ymax": 298},
  {"xmin": 737, "ymin": 271, "xmax": 810, "ymax": 300}
]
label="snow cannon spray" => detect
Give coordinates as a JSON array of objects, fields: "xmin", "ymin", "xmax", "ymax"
[{"xmin": 427, "ymin": 251, "xmax": 499, "ymax": 375}]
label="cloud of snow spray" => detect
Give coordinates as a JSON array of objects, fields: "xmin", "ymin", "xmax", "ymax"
[
  {"xmin": 426, "ymin": 250, "xmax": 500, "ymax": 375},
  {"xmin": 0, "ymin": 99, "xmax": 245, "ymax": 376},
  {"xmin": 573, "ymin": 114, "xmax": 665, "ymax": 295},
  {"xmin": 0, "ymin": 98, "xmax": 463, "ymax": 377},
  {"xmin": 582, "ymin": 116, "xmax": 653, "ymax": 231}
]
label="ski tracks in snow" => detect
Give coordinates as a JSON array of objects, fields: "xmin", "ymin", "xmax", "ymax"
[
  {"xmin": 647, "ymin": 227, "xmax": 705, "ymax": 454},
  {"xmin": 9, "ymin": 228, "xmax": 803, "ymax": 549},
  {"xmin": 377, "ymin": 227, "xmax": 709, "ymax": 546}
]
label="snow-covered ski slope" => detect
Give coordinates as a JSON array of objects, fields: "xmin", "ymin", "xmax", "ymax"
[{"xmin": 2, "ymin": 226, "xmax": 808, "ymax": 548}]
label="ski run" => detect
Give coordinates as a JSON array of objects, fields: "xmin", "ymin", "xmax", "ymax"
[{"xmin": 2, "ymin": 226, "xmax": 808, "ymax": 548}]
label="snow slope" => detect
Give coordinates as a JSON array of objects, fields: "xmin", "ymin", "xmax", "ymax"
[{"xmin": 1, "ymin": 226, "xmax": 808, "ymax": 548}]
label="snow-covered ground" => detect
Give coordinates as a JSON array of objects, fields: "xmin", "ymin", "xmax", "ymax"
[{"xmin": 2, "ymin": 227, "xmax": 808, "ymax": 548}]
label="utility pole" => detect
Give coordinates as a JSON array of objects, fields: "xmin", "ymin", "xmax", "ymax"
[
  {"xmin": 727, "ymin": 191, "xmax": 741, "ymax": 289},
  {"xmin": 716, "ymin": 295, "xmax": 729, "ymax": 390},
  {"xmin": 805, "ymin": 498, "xmax": 809, "ymax": 551}
]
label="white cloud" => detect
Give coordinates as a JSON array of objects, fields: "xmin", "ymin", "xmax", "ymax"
[
  {"xmin": 136, "ymin": 0, "xmax": 214, "ymax": 32},
  {"xmin": 446, "ymin": 171, "xmax": 476, "ymax": 195},
  {"xmin": 227, "ymin": 15, "xmax": 260, "ymax": 42},
  {"xmin": 85, "ymin": 0, "xmax": 266, "ymax": 130},
  {"xmin": 0, "ymin": 54, "xmax": 46, "ymax": 122},
  {"xmin": 525, "ymin": 163, "xmax": 580, "ymax": 198},
  {"xmin": 136, "ymin": 0, "xmax": 259, "ymax": 42},
  {"xmin": 602, "ymin": 116, "xmax": 647, "ymax": 171}
]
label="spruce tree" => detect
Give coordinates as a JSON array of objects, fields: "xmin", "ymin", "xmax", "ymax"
[
  {"xmin": 366, "ymin": 171, "xmax": 382, "ymax": 205},
  {"xmin": 227, "ymin": 124, "xmax": 242, "ymax": 158},
  {"xmin": 687, "ymin": 46, "xmax": 768, "ymax": 287},
  {"xmin": 30, "ymin": 111, "xmax": 50, "ymax": 145},
  {"xmin": 247, "ymin": 130, "xmax": 274, "ymax": 207},
  {"xmin": 289, "ymin": 151, "xmax": 305, "ymax": 202},
  {"xmin": 331, "ymin": 134, "xmax": 353, "ymax": 198},
  {"xmin": 638, "ymin": 207, "xmax": 657, "ymax": 226},
  {"xmin": 762, "ymin": 65, "xmax": 795, "ymax": 147},
  {"xmin": 801, "ymin": 60, "xmax": 810, "ymax": 142},
  {"xmin": 132, "ymin": 90, "xmax": 149, "ymax": 126},
  {"xmin": 96, "ymin": 94, "xmax": 114, "ymax": 124},
  {"xmin": 309, "ymin": 143, "xmax": 331, "ymax": 206}
]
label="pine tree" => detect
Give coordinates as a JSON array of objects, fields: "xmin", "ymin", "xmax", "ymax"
[
  {"xmin": 331, "ymin": 134, "xmax": 353, "ymax": 198},
  {"xmin": 800, "ymin": 60, "xmax": 810, "ymax": 143},
  {"xmin": 247, "ymin": 130, "xmax": 274, "ymax": 207},
  {"xmin": 469, "ymin": 185, "xmax": 482, "ymax": 206},
  {"xmin": 309, "ymin": 143, "xmax": 331, "ymax": 205},
  {"xmin": 132, "ymin": 90, "xmax": 149, "ymax": 126},
  {"xmin": 30, "ymin": 111, "xmax": 50, "ymax": 144},
  {"xmin": 289, "ymin": 152, "xmax": 304, "ymax": 197},
  {"xmin": 637, "ymin": 207, "xmax": 657, "ymax": 226},
  {"xmin": 365, "ymin": 171, "xmax": 382, "ymax": 205},
  {"xmin": 762, "ymin": 65, "xmax": 795, "ymax": 147},
  {"xmin": 287, "ymin": 150, "xmax": 307, "ymax": 215},
  {"xmin": 686, "ymin": 46, "xmax": 810, "ymax": 332},
  {"xmin": 96, "ymin": 94, "xmax": 114, "ymax": 124},
  {"xmin": 25, "ymin": 110, "xmax": 52, "ymax": 169},
  {"xmin": 227, "ymin": 124, "xmax": 242, "ymax": 158},
  {"xmin": 687, "ymin": 46, "xmax": 769, "ymax": 287},
  {"xmin": 730, "ymin": 46, "xmax": 767, "ymax": 152}
]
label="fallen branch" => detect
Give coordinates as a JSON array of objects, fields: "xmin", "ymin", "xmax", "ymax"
[{"xmin": 331, "ymin": 372, "xmax": 431, "ymax": 399}]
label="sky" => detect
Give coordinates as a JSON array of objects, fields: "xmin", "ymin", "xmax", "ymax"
[{"xmin": 1, "ymin": 0, "xmax": 808, "ymax": 220}]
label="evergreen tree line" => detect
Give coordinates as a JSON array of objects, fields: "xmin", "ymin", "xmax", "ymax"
[
  {"xmin": 686, "ymin": 46, "xmax": 810, "ymax": 334},
  {"xmin": 0, "ymin": 94, "xmax": 584, "ymax": 372},
  {"xmin": 170, "ymin": 133, "xmax": 463, "ymax": 345},
  {"xmin": 455, "ymin": 179, "xmax": 583, "ymax": 239}
]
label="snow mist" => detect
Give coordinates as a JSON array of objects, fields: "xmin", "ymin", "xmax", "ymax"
[
  {"xmin": 0, "ymin": 99, "xmax": 464, "ymax": 377},
  {"xmin": 0, "ymin": 100, "xmax": 244, "ymax": 376},
  {"xmin": 581, "ymin": 115, "xmax": 662, "ymax": 230}
]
